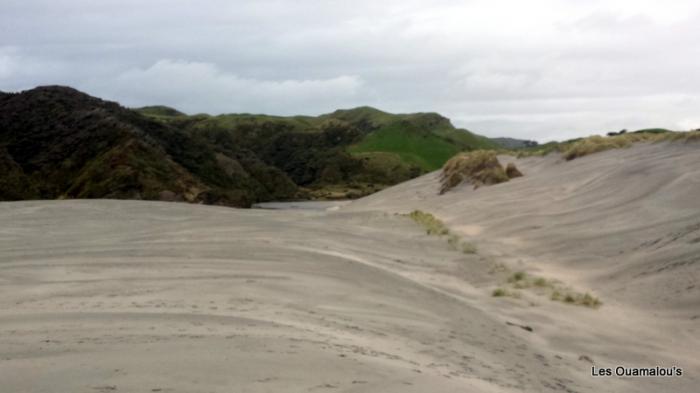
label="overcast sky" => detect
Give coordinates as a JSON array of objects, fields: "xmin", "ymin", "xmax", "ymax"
[{"xmin": 2, "ymin": 0, "xmax": 699, "ymax": 141}]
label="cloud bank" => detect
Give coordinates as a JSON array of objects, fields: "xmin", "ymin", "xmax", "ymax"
[{"xmin": 2, "ymin": 0, "xmax": 699, "ymax": 141}]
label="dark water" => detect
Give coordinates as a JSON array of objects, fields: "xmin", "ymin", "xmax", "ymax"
[{"xmin": 252, "ymin": 201, "xmax": 350, "ymax": 211}]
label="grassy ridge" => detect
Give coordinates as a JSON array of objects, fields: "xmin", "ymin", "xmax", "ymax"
[
  {"xmin": 170, "ymin": 106, "xmax": 498, "ymax": 173},
  {"xmin": 140, "ymin": 105, "xmax": 499, "ymax": 198}
]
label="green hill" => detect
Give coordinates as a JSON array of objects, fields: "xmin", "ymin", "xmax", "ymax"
[
  {"xmin": 0, "ymin": 86, "xmax": 297, "ymax": 207},
  {"xmin": 348, "ymin": 121, "xmax": 462, "ymax": 170},
  {"xmin": 1, "ymin": 87, "xmax": 499, "ymax": 205},
  {"xmin": 149, "ymin": 105, "xmax": 498, "ymax": 197},
  {"xmin": 346, "ymin": 114, "xmax": 497, "ymax": 171}
]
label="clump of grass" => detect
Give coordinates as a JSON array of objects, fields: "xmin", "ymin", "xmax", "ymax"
[
  {"xmin": 507, "ymin": 271, "xmax": 536, "ymax": 289},
  {"xmin": 508, "ymin": 271, "xmax": 526, "ymax": 282},
  {"xmin": 439, "ymin": 150, "xmax": 511, "ymax": 194},
  {"xmin": 550, "ymin": 290, "xmax": 601, "ymax": 308},
  {"xmin": 492, "ymin": 288, "xmax": 520, "ymax": 298},
  {"xmin": 405, "ymin": 210, "xmax": 479, "ymax": 256},
  {"xmin": 505, "ymin": 162, "xmax": 523, "ymax": 178},
  {"xmin": 461, "ymin": 242, "xmax": 477, "ymax": 254},
  {"xmin": 550, "ymin": 290, "xmax": 562, "ymax": 301},
  {"xmin": 579, "ymin": 293, "xmax": 602, "ymax": 308},
  {"xmin": 492, "ymin": 288, "xmax": 507, "ymax": 297},
  {"xmin": 491, "ymin": 270, "xmax": 601, "ymax": 309},
  {"xmin": 407, "ymin": 210, "xmax": 449, "ymax": 236}
]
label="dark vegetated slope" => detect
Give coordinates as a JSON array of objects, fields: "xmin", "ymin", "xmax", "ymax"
[
  {"xmin": 0, "ymin": 86, "xmax": 297, "ymax": 206},
  {"xmin": 181, "ymin": 117, "xmax": 373, "ymax": 190},
  {"xmin": 0, "ymin": 146, "xmax": 38, "ymax": 200}
]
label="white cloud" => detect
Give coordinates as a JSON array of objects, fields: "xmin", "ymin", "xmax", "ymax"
[
  {"xmin": 0, "ymin": 47, "xmax": 19, "ymax": 80},
  {"xmin": 85, "ymin": 59, "xmax": 364, "ymax": 115}
]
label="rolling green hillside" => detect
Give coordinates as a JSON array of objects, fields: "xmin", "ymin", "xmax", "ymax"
[{"xmin": 348, "ymin": 122, "xmax": 462, "ymax": 170}]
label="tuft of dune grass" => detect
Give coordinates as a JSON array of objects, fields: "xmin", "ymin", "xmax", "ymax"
[
  {"xmin": 561, "ymin": 133, "xmax": 665, "ymax": 160},
  {"xmin": 505, "ymin": 162, "xmax": 523, "ymax": 178},
  {"xmin": 492, "ymin": 288, "xmax": 520, "ymax": 298},
  {"xmin": 407, "ymin": 210, "xmax": 449, "ymax": 236},
  {"xmin": 440, "ymin": 150, "xmax": 521, "ymax": 194},
  {"xmin": 405, "ymin": 210, "xmax": 478, "ymax": 255},
  {"xmin": 496, "ymin": 271, "xmax": 602, "ymax": 309},
  {"xmin": 667, "ymin": 129, "xmax": 700, "ymax": 142}
]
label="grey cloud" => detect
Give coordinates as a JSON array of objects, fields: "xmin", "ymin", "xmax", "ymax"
[{"xmin": 2, "ymin": 0, "xmax": 700, "ymax": 141}]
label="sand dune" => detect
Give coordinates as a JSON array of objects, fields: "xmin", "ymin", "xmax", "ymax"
[{"xmin": 1, "ymin": 141, "xmax": 698, "ymax": 392}]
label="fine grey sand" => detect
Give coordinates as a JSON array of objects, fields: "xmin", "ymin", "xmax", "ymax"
[{"xmin": 1, "ymin": 142, "xmax": 698, "ymax": 392}]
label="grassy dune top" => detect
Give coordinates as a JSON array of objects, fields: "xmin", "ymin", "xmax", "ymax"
[
  {"xmin": 439, "ymin": 150, "xmax": 523, "ymax": 193},
  {"xmin": 515, "ymin": 130, "xmax": 700, "ymax": 160}
]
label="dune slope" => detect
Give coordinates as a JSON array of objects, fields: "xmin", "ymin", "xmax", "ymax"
[{"xmin": 0, "ymin": 141, "xmax": 698, "ymax": 392}]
